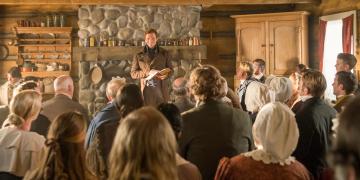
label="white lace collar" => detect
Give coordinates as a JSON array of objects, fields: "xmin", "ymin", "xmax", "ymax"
[{"xmin": 243, "ymin": 149, "xmax": 296, "ymax": 166}]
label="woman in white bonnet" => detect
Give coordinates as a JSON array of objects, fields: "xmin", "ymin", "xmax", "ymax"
[
  {"xmin": 215, "ymin": 102, "xmax": 311, "ymax": 180},
  {"xmin": 267, "ymin": 76, "xmax": 293, "ymax": 103}
]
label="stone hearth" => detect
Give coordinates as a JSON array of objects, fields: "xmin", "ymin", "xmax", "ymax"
[
  {"xmin": 76, "ymin": 5, "xmax": 204, "ymax": 116},
  {"xmin": 74, "ymin": 46, "xmax": 206, "ymax": 115}
]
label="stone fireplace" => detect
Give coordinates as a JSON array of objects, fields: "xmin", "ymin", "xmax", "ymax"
[{"xmin": 74, "ymin": 5, "xmax": 205, "ymax": 116}]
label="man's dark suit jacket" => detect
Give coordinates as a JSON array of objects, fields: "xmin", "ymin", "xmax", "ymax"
[
  {"xmin": 41, "ymin": 94, "xmax": 89, "ymax": 122},
  {"xmin": 30, "ymin": 114, "xmax": 51, "ymax": 137},
  {"xmin": 31, "ymin": 94, "xmax": 89, "ymax": 137},
  {"xmin": 174, "ymin": 96, "xmax": 195, "ymax": 113},
  {"xmin": 84, "ymin": 102, "xmax": 120, "ymax": 149},
  {"xmin": 333, "ymin": 94, "xmax": 355, "ymax": 113},
  {"xmin": 179, "ymin": 99, "xmax": 253, "ymax": 180},
  {"xmin": 293, "ymin": 97, "xmax": 336, "ymax": 179}
]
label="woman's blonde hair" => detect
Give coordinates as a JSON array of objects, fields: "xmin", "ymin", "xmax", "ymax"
[
  {"xmin": 6, "ymin": 90, "xmax": 41, "ymax": 127},
  {"xmin": 24, "ymin": 111, "xmax": 90, "ymax": 180},
  {"xmin": 108, "ymin": 107, "xmax": 178, "ymax": 180},
  {"xmin": 189, "ymin": 65, "xmax": 222, "ymax": 101},
  {"xmin": 239, "ymin": 61, "xmax": 253, "ymax": 77}
]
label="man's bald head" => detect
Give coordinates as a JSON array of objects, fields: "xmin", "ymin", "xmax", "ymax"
[
  {"xmin": 172, "ymin": 77, "xmax": 188, "ymax": 96},
  {"xmin": 54, "ymin": 75, "xmax": 74, "ymax": 98}
]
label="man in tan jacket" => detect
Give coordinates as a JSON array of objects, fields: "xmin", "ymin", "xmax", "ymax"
[{"xmin": 131, "ymin": 29, "xmax": 172, "ymax": 106}]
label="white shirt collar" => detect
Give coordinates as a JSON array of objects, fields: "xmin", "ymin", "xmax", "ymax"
[
  {"xmin": 300, "ymin": 95, "xmax": 313, "ymax": 102},
  {"xmin": 253, "ymin": 73, "xmax": 264, "ymax": 80}
]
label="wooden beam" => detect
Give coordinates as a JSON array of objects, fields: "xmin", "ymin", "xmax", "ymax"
[
  {"xmin": 0, "ymin": 0, "xmax": 320, "ymax": 5},
  {"xmin": 201, "ymin": 4, "xmax": 296, "ymax": 17}
]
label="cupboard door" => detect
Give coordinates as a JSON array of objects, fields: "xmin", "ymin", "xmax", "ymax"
[
  {"xmin": 268, "ymin": 20, "xmax": 302, "ymax": 75},
  {"xmin": 235, "ymin": 22, "xmax": 266, "ymax": 64},
  {"xmin": 234, "ymin": 22, "xmax": 266, "ymax": 90}
]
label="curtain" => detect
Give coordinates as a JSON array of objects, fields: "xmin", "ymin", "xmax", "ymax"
[
  {"xmin": 319, "ymin": 20, "xmax": 327, "ymax": 72},
  {"xmin": 342, "ymin": 14, "xmax": 353, "ymax": 53}
]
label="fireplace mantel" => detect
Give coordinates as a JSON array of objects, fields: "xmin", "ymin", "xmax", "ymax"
[{"xmin": 73, "ymin": 45, "xmax": 207, "ymax": 62}]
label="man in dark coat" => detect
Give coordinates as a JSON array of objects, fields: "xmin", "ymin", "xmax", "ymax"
[
  {"xmin": 179, "ymin": 65, "xmax": 253, "ymax": 180},
  {"xmin": 84, "ymin": 78, "xmax": 125, "ymax": 149},
  {"xmin": 293, "ymin": 70, "xmax": 337, "ymax": 179},
  {"xmin": 332, "ymin": 71, "xmax": 357, "ymax": 113},
  {"xmin": 130, "ymin": 29, "xmax": 172, "ymax": 107},
  {"xmin": 31, "ymin": 75, "xmax": 89, "ymax": 136}
]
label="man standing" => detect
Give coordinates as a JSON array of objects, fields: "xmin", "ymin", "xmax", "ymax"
[
  {"xmin": 131, "ymin": 29, "xmax": 172, "ymax": 107},
  {"xmin": 0, "ymin": 67, "xmax": 22, "ymax": 105},
  {"xmin": 335, "ymin": 53, "xmax": 357, "ymax": 72},
  {"xmin": 293, "ymin": 70, "xmax": 337, "ymax": 179},
  {"xmin": 252, "ymin": 59, "xmax": 266, "ymax": 83},
  {"xmin": 237, "ymin": 61, "xmax": 256, "ymax": 112},
  {"xmin": 332, "ymin": 71, "xmax": 357, "ymax": 113}
]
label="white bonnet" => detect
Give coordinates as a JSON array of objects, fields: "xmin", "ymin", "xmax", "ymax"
[
  {"xmin": 268, "ymin": 77, "xmax": 292, "ymax": 103},
  {"xmin": 253, "ymin": 102, "xmax": 299, "ymax": 161}
]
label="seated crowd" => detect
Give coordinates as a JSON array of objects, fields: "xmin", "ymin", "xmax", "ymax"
[{"xmin": 0, "ymin": 52, "xmax": 359, "ymax": 180}]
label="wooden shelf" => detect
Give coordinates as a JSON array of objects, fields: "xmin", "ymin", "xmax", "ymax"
[
  {"xmin": 20, "ymin": 52, "xmax": 71, "ymax": 55},
  {"xmin": 14, "ymin": 27, "xmax": 72, "ymax": 79},
  {"xmin": 22, "ymin": 71, "xmax": 70, "ymax": 78},
  {"xmin": 24, "ymin": 59, "xmax": 71, "ymax": 63},
  {"xmin": 19, "ymin": 44, "xmax": 70, "ymax": 47},
  {"xmin": 19, "ymin": 38, "xmax": 69, "ymax": 41},
  {"xmin": 13, "ymin": 27, "xmax": 73, "ymax": 34}
]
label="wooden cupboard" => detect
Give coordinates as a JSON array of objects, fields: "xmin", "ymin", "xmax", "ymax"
[{"xmin": 231, "ymin": 11, "xmax": 309, "ymax": 90}]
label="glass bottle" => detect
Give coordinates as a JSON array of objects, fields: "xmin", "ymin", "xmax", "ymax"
[
  {"xmin": 188, "ymin": 37, "xmax": 193, "ymax": 46},
  {"xmin": 102, "ymin": 37, "xmax": 108, "ymax": 47},
  {"xmin": 46, "ymin": 15, "xmax": 52, "ymax": 27},
  {"xmin": 60, "ymin": 14, "xmax": 65, "ymax": 27},
  {"xmin": 53, "ymin": 14, "xmax": 59, "ymax": 27},
  {"xmin": 83, "ymin": 37, "xmax": 89, "ymax": 47}
]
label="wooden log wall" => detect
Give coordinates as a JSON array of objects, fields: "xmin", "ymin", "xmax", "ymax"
[{"xmin": 0, "ymin": 0, "xmax": 319, "ymax": 5}]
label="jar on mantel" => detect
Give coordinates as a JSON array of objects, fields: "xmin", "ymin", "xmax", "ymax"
[
  {"xmin": 193, "ymin": 37, "xmax": 200, "ymax": 46},
  {"xmin": 89, "ymin": 36, "xmax": 95, "ymax": 47},
  {"xmin": 83, "ymin": 38, "xmax": 89, "ymax": 47},
  {"xmin": 101, "ymin": 37, "xmax": 108, "ymax": 47},
  {"xmin": 188, "ymin": 37, "xmax": 193, "ymax": 46}
]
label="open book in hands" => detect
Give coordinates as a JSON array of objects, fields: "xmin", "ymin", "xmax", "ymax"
[{"xmin": 145, "ymin": 68, "xmax": 171, "ymax": 81}]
